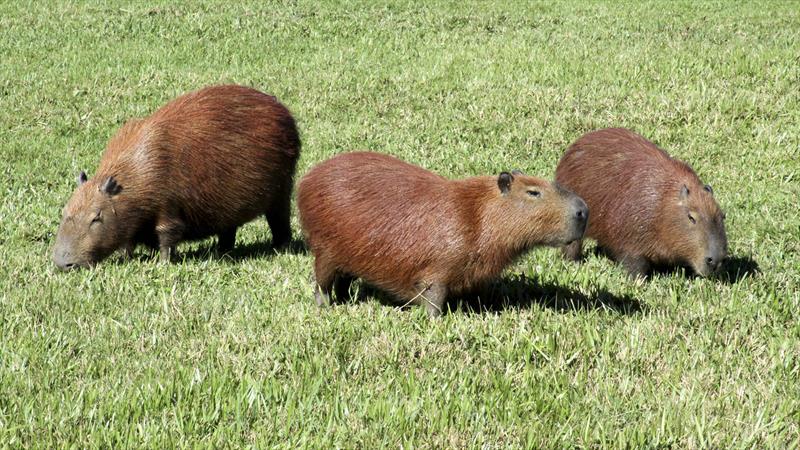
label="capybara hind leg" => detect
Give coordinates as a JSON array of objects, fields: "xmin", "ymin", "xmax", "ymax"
[
  {"xmin": 266, "ymin": 196, "xmax": 292, "ymax": 249},
  {"xmin": 156, "ymin": 216, "xmax": 185, "ymax": 263},
  {"xmin": 414, "ymin": 282, "xmax": 447, "ymax": 318},
  {"xmin": 562, "ymin": 239, "xmax": 583, "ymax": 262},
  {"xmin": 217, "ymin": 228, "xmax": 237, "ymax": 254},
  {"xmin": 333, "ymin": 274, "xmax": 354, "ymax": 302},
  {"xmin": 621, "ymin": 255, "xmax": 650, "ymax": 279},
  {"xmin": 313, "ymin": 256, "xmax": 336, "ymax": 307}
]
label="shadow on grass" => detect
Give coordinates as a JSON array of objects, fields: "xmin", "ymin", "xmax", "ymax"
[
  {"xmin": 648, "ymin": 255, "xmax": 760, "ymax": 284},
  {"xmin": 181, "ymin": 237, "xmax": 308, "ymax": 262},
  {"xmin": 454, "ymin": 274, "xmax": 644, "ymax": 315},
  {"xmin": 593, "ymin": 245, "xmax": 759, "ymax": 285},
  {"xmin": 337, "ymin": 274, "xmax": 643, "ymax": 316},
  {"xmin": 718, "ymin": 255, "xmax": 760, "ymax": 284},
  {"xmin": 112, "ymin": 237, "xmax": 308, "ymax": 265}
]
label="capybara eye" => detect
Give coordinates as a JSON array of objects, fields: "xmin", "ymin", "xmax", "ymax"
[
  {"xmin": 688, "ymin": 213, "xmax": 696, "ymax": 224},
  {"xmin": 527, "ymin": 190, "xmax": 541, "ymax": 198}
]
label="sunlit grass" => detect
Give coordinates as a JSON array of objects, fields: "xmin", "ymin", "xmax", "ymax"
[{"xmin": 0, "ymin": 1, "xmax": 798, "ymax": 447}]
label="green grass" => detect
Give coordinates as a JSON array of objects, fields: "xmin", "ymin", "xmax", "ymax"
[{"xmin": 1, "ymin": 0, "xmax": 799, "ymax": 447}]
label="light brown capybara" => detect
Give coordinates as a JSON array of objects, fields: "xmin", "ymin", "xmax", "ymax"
[
  {"xmin": 297, "ymin": 152, "xmax": 589, "ymax": 318},
  {"xmin": 53, "ymin": 84, "xmax": 300, "ymax": 270},
  {"xmin": 555, "ymin": 127, "xmax": 727, "ymax": 278}
]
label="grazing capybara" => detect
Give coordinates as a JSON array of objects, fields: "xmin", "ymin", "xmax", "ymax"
[
  {"xmin": 53, "ymin": 84, "xmax": 300, "ymax": 270},
  {"xmin": 555, "ymin": 127, "xmax": 727, "ymax": 278},
  {"xmin": 297, "ymin": 152, "xmax": 588, "ymax": 317}
]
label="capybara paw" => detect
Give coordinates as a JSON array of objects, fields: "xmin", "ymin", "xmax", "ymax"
[{"xmin": 315, "ymin": 287, "xmax": 331, "ymax": 307}]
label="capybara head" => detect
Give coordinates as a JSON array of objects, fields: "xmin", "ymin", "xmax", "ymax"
[
  {"xmin": 664, "ymin": 182, "xmax": 728, "ymax": 276},
  {"xmin": 494, "ymin": 170, "xmax": 588, "ymax": 248},
  {"xmin": 664, "ymin": 184, "xmax": 728, "ymax": 276},
  {"xmin": 53, "ymin": 172, "xmax": 125, "ymax": 270}
]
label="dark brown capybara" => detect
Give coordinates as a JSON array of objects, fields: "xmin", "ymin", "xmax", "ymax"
[
  {"xmin": 555, "ymin": 127, "xmax": 727, "ymax": 278},
  {"xmin": 53, "ymin": 84, "xmax": 300, "ymax": 270},
  {"xmin": 297, "ymin": 152, "xmax": 588, "ymax": 318}
]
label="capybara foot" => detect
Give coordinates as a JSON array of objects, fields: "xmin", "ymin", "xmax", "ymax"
[
  {"xmin": 622, "ymin": 256, "xmax": 649, "ymax": 279},
  {"xmin": 266, "ymin": 209, "xmax": 292, "ymax": 250},
  {"xmin": 562, "ymin": 240, "xmax": 583, "ymax": 262},
  {"xmin": 315, "ymin": 284, "xmax": 332, "ymax": 307},
  {"xmin": 159, "ymin": 245, "xmax": 176, "ymax": 263},
  {"xmin": 416, "ymin": 282, "xmax": 447, "ymax": 319}
]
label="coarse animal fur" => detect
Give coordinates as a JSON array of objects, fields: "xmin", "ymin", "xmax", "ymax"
[
  {"xmin": 555, "ymin": 128, "xmax": 727, "ymax": 278},
  {"xmin": 297, "ymin": 152, "xmax": 588, "ymax": 317},
  {"xmin": 53, "ymin": 84, "xmax": 300, "ymax": 269}
]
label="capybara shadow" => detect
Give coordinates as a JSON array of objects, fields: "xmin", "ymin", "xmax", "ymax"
[
  {"xmin": 591, "ymin": 245, "xmax": 758, "ymax": 284},
  {"xmin": 331, "ymin": 274, "xmax": 643, "ymax": 316},
  {"xmin": 455, "ymin": 274, "xmax": 643, "ymax": 315},
  {"xmin": 719, "ymin": 255, "xmax": 760, "ymax": 284},
  {"xmin": 179, "ymin": 237, "xmax": 308, "ymax": 262},
  {"xmin": 591, "ymin": 244, "xmax": 694, "ymax": 280},
  {"xmin": 101, "ymin": 236, "xmax": 307, "ymax": 266}
]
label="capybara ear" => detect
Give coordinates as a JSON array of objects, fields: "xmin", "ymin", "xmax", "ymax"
[
  {"xmin": 100, "ymin": 176, "xmax": 122, "ymax": 196},
  {"xmin": 680, "ymin": 184, "xmax": 689, "ymax": 200},
  {"xmin": 498, "ymin": 172, "xmax": 514, "ymax": 194},
  {"xmin": 704, "ymin": 184, "xmax": 713, "ymax": 194},
  {"xmin": 511, "ymin": 169, "xmax": 525, "ymax": 176},
  {"xmin": 77, "ymin": 171, "xmax": 87, "ymax": 185}
]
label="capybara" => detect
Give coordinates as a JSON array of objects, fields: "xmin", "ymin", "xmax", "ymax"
[
  {"xmin": 53, "ymin": 84, "xmax": 300, "ymax": 270},
  {"xmin": 297, "ymin": 152, "xmax": 588, "ymax": 318},
  {"xmin": 555, "ymin": 127, "xmax": 727, "ymax": 278}
]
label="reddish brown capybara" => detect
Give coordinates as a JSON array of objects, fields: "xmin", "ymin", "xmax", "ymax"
[
  {"xmin": 555, "ymin": 128, "xmax": 727, "ymax": 278},
  {"xmin": 297, "ymin": 152, "xmax": 589, "ymax": 318},
  {"xmin": 53, "ymin": 84, "xmax": 300, "ymax": 270}
]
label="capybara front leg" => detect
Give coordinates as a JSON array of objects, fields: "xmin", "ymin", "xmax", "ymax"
[
  {"xmin": 217, "ymin": 228, "xmax": 237, "ymax": 254},
  {"xmin": 562, "ymin": 239, "xmax": 583, "ymax": 262},
  {"xmin": 621, "ymin": 255, "xmax": 650, "ymax": 279},
  {"xmin": 313, "ymin": 255, "xmax": 336, "ymax": 307},
  {"xmin": 415, "ymin": 282, "xmax": 447, "ymax": 319},
  {"xmin": 266, "ymin": 194, "xmax": 292, "ymax": 250},
  {"xmin": 155, "ymin": 217, "xmax": 185, "ymax": 263}
]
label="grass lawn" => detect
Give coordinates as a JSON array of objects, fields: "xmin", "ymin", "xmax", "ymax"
[{"xmin": 1, "ymin": 0, "xmax": 799, "ymax": 447}]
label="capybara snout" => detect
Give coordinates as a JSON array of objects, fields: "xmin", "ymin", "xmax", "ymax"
[
  {"xmin": 705, "ymin": 228, "xmax": 728, "ymax": 272},
  {"xmin": 557, "ymin": 183, "xmax": 589, "ymax": 244}
]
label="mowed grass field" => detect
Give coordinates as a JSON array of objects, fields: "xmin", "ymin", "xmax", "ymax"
[{"xmin": 1, "ymin": 0, "xmax": 799, "ymax": 447}]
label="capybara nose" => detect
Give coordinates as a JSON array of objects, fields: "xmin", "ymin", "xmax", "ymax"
[
  {"xmin": 55, "ymin": 260, "xmax": 74, "ymax": 271},
  {"xmin": 705, "ymin": 256, "xmax": 721, "ymax": 272},
  {"xmin": 574, "ymin": 200, "xmax": 589, "ymax": 223},
  {"xmin": 53, "ymin": 252, "xmax": 76, "ymax": 271}
]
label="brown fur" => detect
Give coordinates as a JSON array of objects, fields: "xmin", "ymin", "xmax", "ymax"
[
  {"xmin": 53, "ymin": 84, "xmax": 300, "ymax": 269},
  {"xmin": 297, "ymin": 152, "xmax": 588, "ymax": 317},
  {"xmin": 555, "ymin": 128, "xmax": 727, "ymax": 277}
]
